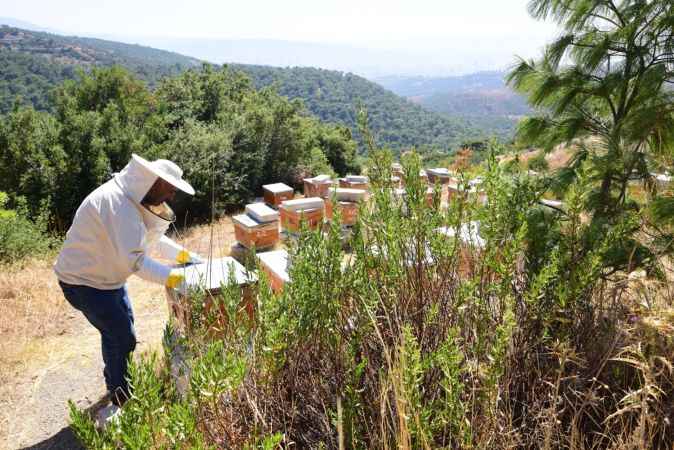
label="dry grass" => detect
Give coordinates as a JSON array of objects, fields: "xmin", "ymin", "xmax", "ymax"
[
  {"xmin": 170, "ymin": 216, "xmax": 237, "ymax": 260},
  {"xmin": 0, "ymin": 256, "xmax": 70, "ymax": 370},
  {"xmin": 499, "ymin": 145, "xmax": 575, "ymax": 172},
  {"xmin": 0, "ymin": 216, "xmax": 242, "ymax": 448}
]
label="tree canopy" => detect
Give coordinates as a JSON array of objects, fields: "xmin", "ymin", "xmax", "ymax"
[{"xmin": 0, "ymin": 65, "xmax": 359, "ymax": 230}]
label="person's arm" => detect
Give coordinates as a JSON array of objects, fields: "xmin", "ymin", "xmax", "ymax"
[
  {"xmin": 106, "ymin": 208, "xmax": 176, "ymax": 286},
  {"xmin": 157, "ymin": 235, "xmax": 203, "ymax": 264}
]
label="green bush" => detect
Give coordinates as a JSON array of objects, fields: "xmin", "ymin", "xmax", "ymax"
[
  {"xmin": 0, "ymin": 65, "xmax": 361, "ymax": 229},
  {"xmin": 0, "ymin": 192, "xmax": 57, "ymax": 263},
  {"xmin": 69, "ymin": 147, "xmax": 673, "ymax": 449}
]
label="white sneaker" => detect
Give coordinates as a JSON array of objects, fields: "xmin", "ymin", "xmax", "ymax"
[{"xmin": 95, "ymin": 403, "xmax": 121, "ymax": 429}]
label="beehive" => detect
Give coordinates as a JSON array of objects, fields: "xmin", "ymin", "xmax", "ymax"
[
  {"xmin": 233, "ymin": 214, "xmax": 279, "ymax": 249},
  {"xmin": 435, "ymin": 222, "xmax": 485, "ymax": 275},
  {"xmin": 425, "ymin": 187, "xmax": 437, "ymax": 208},
  {"xmin": 166, "ymin": 257, "xmax": 258, "ymax": 335},
  {"xmin": 263, "ymin": 183, "xmax": 294, "ymax": 208},
  {"xmin": 339, "ymin": 175, "xmax": 369, "ymax": 190},
  {"xmin": 325, "ymin": 199, "xmax": 359, "ymax": 226},
  {"xmin": 257, "ymin": 250, "xmax": 290, "ymax": 293},
  {"xmin": 303, "ymin": 174, "xmax": 332, "ymax": 198},
  {"xmin": 328, "ymin": 187, "xmax": 367, "ymax": 202},
  {"xmin": 426, "ymin": 168, "xmax": 453, "ymax": 184},
  {"xmin": 279, "ymin": 197, "xmax": 325, "ymax": 232}
]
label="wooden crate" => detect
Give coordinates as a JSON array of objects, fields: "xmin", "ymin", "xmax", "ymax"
[
  {"xmin": 435, "ymin": 223, "xmax": 485, "ymax": 276},
  {"xmin": 165, "ymin": 257, "xmax": 258, "ymax": 335},
  {"xmin": 233, "ymin": 214, "xmax": 279, "ymax": 249},
  {"xmin": 263, "ymin": 183, "xmax": 294, "ymax": 208},
  {"xmin": 426, "ymin": 188, "xmax": 438, "ymax": 208},
  {"xmin": 303, "ymin": 177, "xmax": 332, "ymax": 198},
  {"xmin": 258, "ymin": 250, "xmax": 289, "ymax": 293},
  {"xmin": 427, "ymin": 169, "xmax": 453, "ymax": 185},
  {"xmin": 279, "ymin": 206, "xmax": 324, "ymax": 232},
  {"xmin": 325, "ymin": 199, "xmax": 359, "ymax": 226},
  {"xmin": 339, "ymin": 179, "xmax": 369, "ymax": 190}
]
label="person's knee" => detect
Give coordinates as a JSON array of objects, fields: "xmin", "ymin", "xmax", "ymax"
[
  {"xmin": 123, "ymin": 332, "xmax": 137, "ymax": 353},
  {"xmin": 111, "ymin": 328, "xmax": 136, "ymax": 354}
]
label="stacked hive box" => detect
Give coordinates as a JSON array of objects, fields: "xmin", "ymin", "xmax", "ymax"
[
  {"xmin": 303, "ymin": 174, "xmax": 332, "ymax": 198},
  {"xmin": 263, "ymin": 183, "xmax": 294, "ymax": 208},
  {"xmin": 279, "ymin": 197, "xmax": 325, "ymax": 232},
  {"xmin": 435, "ymin": 221, "xmax": 485, "ymax": 274},
  {"xmin": 233, "ymin": 203, "xmax": 280, "ymax": 250},
  {"xmin": 447, "ymin": 179, "xmax": 487, "ymax": 204},
  {"xmin": 257, "ymin": 250, "xmax": 290, "ymax": 293},
  {"xmin": 339, "ymin": 175, "xmax": 369, "ymax": 191},
  {"xmin": 426, "ymin": 168, "xmax": 453, "ymax": 185},
  {"xmin": 325, "ymin": 187, "xmax": 367, "ymax": 226},
  {"xmin": 426, "ymin": 187, "xmax": 437, "ymax": 208},
  {"xmin": 166, "ymin": 257, "xmax": 258, "ymax": 334},
  {"xmin": 447, "ymin": 179, "xmax": 461, "ymax": 200}
]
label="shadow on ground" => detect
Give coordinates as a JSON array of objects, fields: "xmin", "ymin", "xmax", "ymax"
[{"xmin": 18, "ymin": 427, "xmax": 84, "ymax": 450}]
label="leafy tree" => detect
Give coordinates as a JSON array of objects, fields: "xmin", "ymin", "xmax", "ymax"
[
  {"xmin": 507, "ymin": 0, "xmax": 674, "ymax": 218},
  {"xmin": 0, "ymin": 105, "xmax": 65, "ymax": 222}
]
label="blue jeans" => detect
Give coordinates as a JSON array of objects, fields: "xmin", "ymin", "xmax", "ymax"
[{"xmin": 59, "ymin": 281, "xmax": 137, "ymax": 405}]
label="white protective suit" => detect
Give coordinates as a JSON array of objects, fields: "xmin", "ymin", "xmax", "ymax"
[{"xmin": 54, "ymin": 157, "xmax": 190, "ymax": 290}]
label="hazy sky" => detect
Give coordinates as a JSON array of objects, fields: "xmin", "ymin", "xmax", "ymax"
[
  {"xmin": 3, "ymin": 0, "xmax": 557, "ymax": 48},
  {"xmin": 2, "ymin": 0, "xmax": 560, "ymax": 76}
]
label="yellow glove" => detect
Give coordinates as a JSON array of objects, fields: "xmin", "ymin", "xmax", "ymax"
[
  {"xmin": 176, "ymin": 249, "xmax": 203, "ymax": 264},
  {"xmin": 176, "ymin": 250, "xmax": 190, "ymax": 264},
  {"xmin": 166, "ymin": 271, "xmax": 185, "ymax": 289}
]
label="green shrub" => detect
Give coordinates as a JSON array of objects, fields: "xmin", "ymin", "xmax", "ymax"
[{"xmin": 0, "ymin": 192, "xmax": 57, "ymax": 263}]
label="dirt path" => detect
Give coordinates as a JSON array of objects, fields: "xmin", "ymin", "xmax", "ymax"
[{"xmin": 0, "ymin": 277, "xmax": 167, "ymax": 450}]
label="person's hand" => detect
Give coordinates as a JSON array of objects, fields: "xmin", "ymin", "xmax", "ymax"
[
  {"xmin": 176, "ymin": 250, "xmax": 203, "ymax": 264},
  {"xmin": 165, "ymin": 270, "xmax": 185, "ymax": 289}
]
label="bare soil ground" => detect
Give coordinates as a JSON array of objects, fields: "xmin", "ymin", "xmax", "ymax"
[
  {"xmin": 0, "ymin": 218, "xmax": 236, "ymax": 450},
  {"xmin": 499, "ymin": 145, "xmax": 574, "ymax": 171}
]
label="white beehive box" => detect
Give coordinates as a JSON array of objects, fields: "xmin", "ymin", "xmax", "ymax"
[
  {"xmin": 257, "ymin": 250, "xmax": 290, "ymax": 293},
  {"xmin": 245, "ymin": 202, "xmax": 279, "ymax": 223},
  {"xmin": 328, "ymin": 187, "xmax": 367, "ymax": 202},
  {"xmin": 280, "ymin": 197, "xmax": 325, "ymax": 212}
]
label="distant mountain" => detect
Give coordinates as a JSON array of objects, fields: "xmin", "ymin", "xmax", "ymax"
[
  {"xmin": 0, "ymin": 25, "xmax": 202, "ymax": 113},
  {"xmin": 0, "ymin": 17, "xmax": 61, "ymax": 34},
  {"xmin": 109, "ymin": 36, "xmax": 512, "ymax": 79},
  {"xmin": 376, "ymin": 72, "xmax": 531, "ymax": 140},
  {"xmin": 234, "ymin": 64, "xmax": 478, "ymax": 152},
  {"xmin": 0, "ymin": 27, "xmax": 480, "ymax": 153},
  {"xmin": 375, "ymin": 72, "xmax": 510, "ymax": 97}
]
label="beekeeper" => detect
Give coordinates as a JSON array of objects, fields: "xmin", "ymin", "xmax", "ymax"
[{"xmin": 54, "ymin": 153, "xmax": 201, "ymax": 416}]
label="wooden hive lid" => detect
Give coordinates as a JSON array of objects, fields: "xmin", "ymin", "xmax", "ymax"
[
  {"xmin": 263, "ymin": 182, "xmax": 293, "ymax": 194},
  {"xmin": 328, "ymin": 187, "xmax": 367, "ymax": 202},
  {"xmin": 304, "ymin": 174, "xmax": 332, "ymax": 184},
  {"xmin": 233, "ymin": 213, "xmax": 259, "ymax": 229},
  {"xmin": 245, "ymin": 202, "xmax": 279, "ymax": 223},
  {"xmin": 257, "ymin": 250, "xmax": 290, "ymax": 282},
  {"xmin": 427, "ymin": 167, "xmax": 452, "ymax": 177},
  {"xmin": 280, "ymin": 197, "xmax": 325, "ymax": 212},
  {"xmin": 345, "ymin": 174, "xmax": 368, "ymax": 183},
  {"xmin": 175, "ymin": 257, "xmax": 257, "ymax": 294},
  {"xmin": 435, "ymin": 221, "xmax": 485, "ymax": 248}
]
